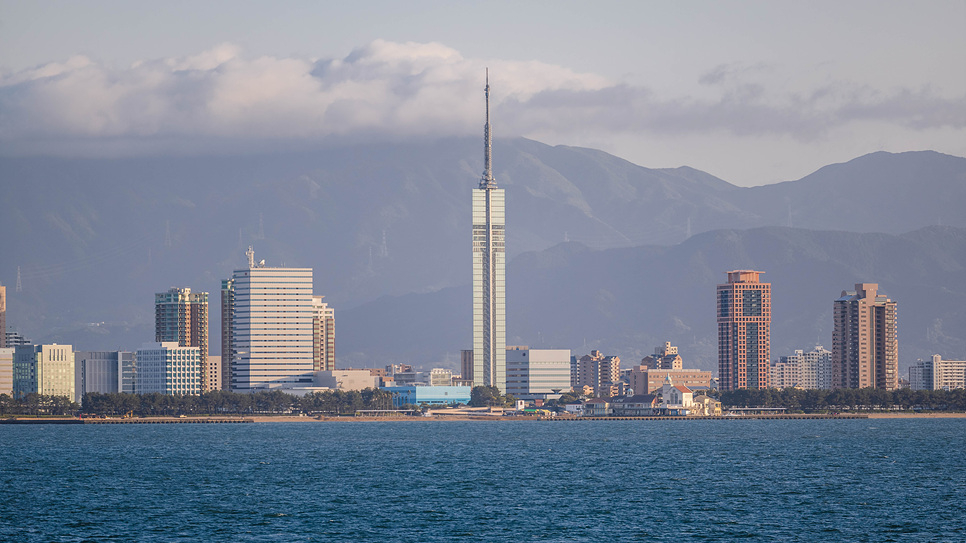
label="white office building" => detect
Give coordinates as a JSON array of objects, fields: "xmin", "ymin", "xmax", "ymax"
[
  {"xmin": 135, "ymin": 342, "xmax": 202, "ymax": 395},
  {"xmin": 230, "ymin": 247, "xmax": 315, "ymax": 391},
  {"xmin": 506, "ymin": 347, "xmax": 571, "ymax": 401}
]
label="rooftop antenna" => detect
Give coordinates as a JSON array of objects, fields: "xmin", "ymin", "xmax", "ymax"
[
  {"xmin": 480, "ymin": 68, "xmax": 496, "ymax": 190},
  {"xmin": 246, "ymin": 246, "xmax": 255, "ymax": 269}
]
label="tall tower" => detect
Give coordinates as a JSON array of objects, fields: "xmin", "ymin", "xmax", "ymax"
[
  {"xmin": 832, "ymin": 283, "xmax": 898, "ymax": 390},
  {"xmin": 154, "ymin": 287, "xmax": 209, "ymax": 389},
  {"xmin": 472, "ymin": 71, "xmax": 507, "ymax": 392},
  {"xmin": 230, "ymin": 247, "xmax": 314, "ymax": 392},
  {"xmin": 717, "ymin": 270, "xmax": 771, "ymax": 391}
]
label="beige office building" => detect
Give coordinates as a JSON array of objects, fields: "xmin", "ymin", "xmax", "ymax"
[
  {"xmin": 13, "ymin": 344, "xmax": 77, "ymax": 403},
  {"xmin": 717, "ymin": 270, "xmax": 771, "ymax": 391},
  {"xmin": 832, "ymin": 283, "xmax": 898, "ymax": 390},
  {"xmin": 629, "ymin": 368, "xmax": 713, "ymax": 395}
]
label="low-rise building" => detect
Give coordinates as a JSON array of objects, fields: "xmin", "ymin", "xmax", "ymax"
[
  {"xmin": 506, "ymin": 347, "xmax": 571, "ymax": 401},
  {"xmin": 690, "ymin": 395, "xmax": 722, "ymax": 416},
  {"xmin": 610, "ymin": 394, "xmax": 660, "ymax": 416},
  {"xmin": 135, "ymin": 342, "xmax": 202, "ymax": 395},
  {"xmin": 13, "ymin": 344, "xmax": 77, "ymax": 402},
  {"xmin": 909, "ymin": 355, "xmax": 966, "ymax": 390},
  {"xmin": 582, "ymin": 398, "xmax": 611, "ymax": 416},
  {"xmin": 382, "ymin": 385, "xmax": 471, "ymax": 407},
  {"xmin": 629, "ymin": 367, "xmax": 712, "ymax": 395},
  {"xmin": 313, "ymin": 369, "xmax": 378, "ymax": 391},
  {"xmin": 75, "ymin": 351, "xmax": 136, "ymax": 396}
]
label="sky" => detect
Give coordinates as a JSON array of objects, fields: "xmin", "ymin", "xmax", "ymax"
[{"xmin": 1, "ymin": 0, "xmax": 963, "ymax": 186}]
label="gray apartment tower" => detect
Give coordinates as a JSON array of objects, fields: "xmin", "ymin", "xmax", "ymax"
[{"xmin": 472, "ymin": 72, "xmax": 506, "ymax": 392}]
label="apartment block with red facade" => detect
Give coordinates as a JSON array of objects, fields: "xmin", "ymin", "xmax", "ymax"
[{"xmin": 717, "ymin": 270, "xmax": 771, "ymax": 391}]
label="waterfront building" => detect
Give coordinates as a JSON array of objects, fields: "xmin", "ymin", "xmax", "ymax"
[
  {"xmin": 13, "ymin": 344, "xmax": 76, "ymax": 402},
  {"xmin": 0, "ymin": 347, "xmax": 13, "ymax": 395},
  {"xmin": 0, "ymin": 284, "xmax": 6, "ymax": 348},
  {"xmin": 505, "ymin": 346, "xmax": 571, "ymax": 401},
  {"xmin": 220, "ymin": 278, "xmax": 234, "ymax": 391},
  {"xmin": 717, "ymin": 270, "xmax": 771, "ymax": 391},
  {"xmin": 313, "ymin": 369, "xmax": 378, "ymax": 391},
  {"xmin": 610, "ymin": 394, "xmax": 660, "ymax": 416},
  {"xmin": 312, "ymin": 296, "xmax": 335, "ymax": 372},
  {"xmin": 229, "ymin": 247, "xmax": 315, "ymax": 392},
  {"xmin": 628, "ymin": 367, "xmax": 713, "ymax": 395},
  {"xmin": 135, "ymin": 342, "xmax": 202, "ymax": 395},
  {"xmin": 573, "ymin": 350, "xmax": 621, "ymax": 397},
  {"xmin": 383, "ymin": 385, "xmax": 472, "ymax": 408},
  {"xmin": 771, "ymin": 346, "xmax": 832, "ymax": 389},
  {"xmin": 832, "ymin": 283, "xmax": 898, "ymax": 390},
  {"xmin": 641, "ymin": 342, "xmax": 683, "ymax": 370},
  {"xmin": 660, "ymin": 376, "xmax": 693, "ymax": 409},
  {"xmin": 472, "ymin": 73, "xmax": 507, "ymax": 393},
  {"xmin": 690, "ymin": 395, "xmax": 722, "ymax": 416},
  {"xmin": 909, "ymin": 355, "xmax": 966, "ymax": 391},
  {"xmin": 75, "ymin": 351, "xmax": 136, "ymax": 396},
  {"xmin": 582, "ymin": 398, "xmax": 611, "ymax": 416},
  {"xmin": 155, "ymin": 287, "xmax": 210, "ymax": 390}
]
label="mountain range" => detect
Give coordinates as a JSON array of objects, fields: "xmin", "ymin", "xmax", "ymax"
[{"xmin": 1, "ymin": 140, "xmax": 963, "ymax": 374}]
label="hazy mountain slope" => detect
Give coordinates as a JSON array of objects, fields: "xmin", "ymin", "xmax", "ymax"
[
  {"xmin": 337, "ymin": 226, "xmax": 966, "ymax": 375},
  {"xmin": 0, "ymin": 141, "xmax": 963, "ymax": 356}
]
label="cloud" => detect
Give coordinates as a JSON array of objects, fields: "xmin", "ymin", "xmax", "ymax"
[{"xmin": 0, "ymin": 40, "xmax": 962, "ymax": 156}]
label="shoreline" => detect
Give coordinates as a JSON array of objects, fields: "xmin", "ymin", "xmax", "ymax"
[{"xmin": 4, "ymin": 412, "xmax": 965, "ymax": 425}]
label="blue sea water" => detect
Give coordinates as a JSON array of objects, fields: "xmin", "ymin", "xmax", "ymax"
[{"xmin": 2, "ymin": 419, "xmax": 964, "ymax": 542}]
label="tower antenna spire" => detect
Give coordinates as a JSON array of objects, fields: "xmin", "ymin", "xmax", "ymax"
[{"xmin": 480, "ymin": 68, "xmax": 495, "ymax": 189}]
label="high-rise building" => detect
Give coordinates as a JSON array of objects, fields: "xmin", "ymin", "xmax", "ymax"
[
  {"xmin": 472, "ymin": 73, "xmax": 507, "ymax": 392},
  {"xmin": 832, "ymin": 283, "xmax": 898, "ymax": 390},
  {"xmin": 155, "ymin": 287, "xmax": 210, "ymax": 390},
  {"xmin": 135, "ymin": 342, "xmax": 202, "ymax": 395},
  {"xmin": 573, "ymin": 350, "xmax": 621, "ymax": 397},
  {"xmin": 13, "ymin": 344, "xmax": 77, "ymax": 403},
  {"xmin": 506, "ymin": 347, "xmax": 571, "ymax": 401},
  {"xmin": 0, "ymin": 284, "xmax": 6, "ymax": 348},
  {"xmin": 312, "ymin": 295, "xmax": 335, "ymax": 372},
  {"xmin": 230, "ymin": 247, "xmax": 314, "ymax": 392},
  {"xmin": 220, "ymin": 278, "xmax": 234, "ymax": 391},
  {"xmin": 717, "ymin": 270, "xmax": 771, "ymax": 391},
  {"xmin": 909, "ymin": 355, "xmax": 966, "ymax": 391}
]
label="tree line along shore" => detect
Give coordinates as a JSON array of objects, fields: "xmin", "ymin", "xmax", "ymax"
[{"xmin": 2, "ymin": 386, "xmax": 966, "ymax": 418}]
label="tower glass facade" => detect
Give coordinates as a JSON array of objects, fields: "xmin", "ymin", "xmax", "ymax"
[{"xmin": 472, "ymin": 74, "xmax": 506, "ymax": 392}]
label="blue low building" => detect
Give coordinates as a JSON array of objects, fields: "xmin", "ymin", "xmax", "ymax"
[{"xmin": 382, "ymin": 385, "xmax": 472, "ymax": 407}]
